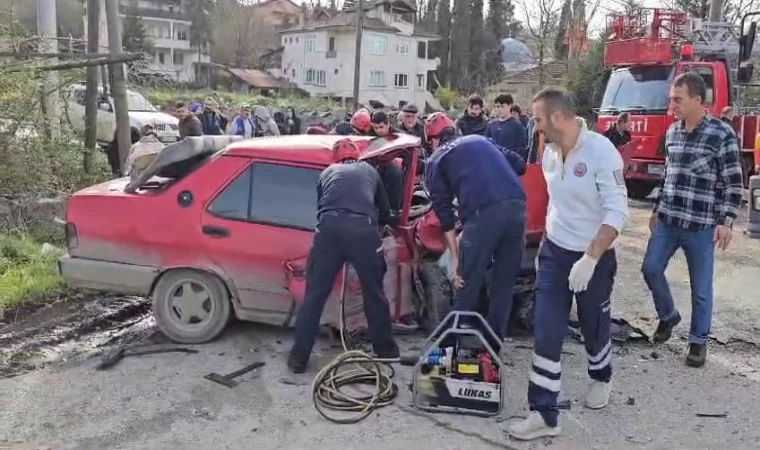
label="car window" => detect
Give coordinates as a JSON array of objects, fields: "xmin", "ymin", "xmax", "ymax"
[
  {"xmin": 249, "ymin": 163, "xmax": 321, "ymax": 230},
  {"xmin": 208, "ymin": 168, "xmax": 251, "ymax": 220}
]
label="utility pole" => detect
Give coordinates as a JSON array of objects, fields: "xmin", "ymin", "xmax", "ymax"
[
  {"xmin": 84, "ymin": 0, "xmax": 101, "ymax": 173},
  {"xmin": 709, "ymin": 0, "xmax": 723, "ymax": 21},
  {"xmin": 352, "ymin": 0, "xmax": 364, "ymax": 110},
  {"xmin": 105, "ymin": 0, "xmax": 132, "ymax": 174},
  {"xmin": 36, "ymin": 0, "xmax": 61, "ymax": 139}
]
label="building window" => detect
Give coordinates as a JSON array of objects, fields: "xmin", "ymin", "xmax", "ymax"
[
  {"xmin": 292, "ymin": 68, "xmax": 296, "ymax": 77},
  {"xmin": 283, "ymin": 37, "xmax": 287, "ymax": 45},
  {"xmin": 288, "ymin": 37, "xmax": 292, "ymax": 44},
  {"xmin": 305, "ymin": 68, "xmax": 326, "ymax": 86},
  {"xmin": 369, "ymin": 70, "xmax": 387, "ymax": 87},
  {"xmin": 396, "ymin": 41, "xmax": 409, "ymax": 55},
  {"xmin": 369, "ymin": 35, "xmax": 388, "ymax": 55},
  {"xmin": 417, "ymin": 41, "xmax": 426, "ymax": 59},
  {"xmin": 283, "ymin": 68, "xmax": 287, "ymax": 75},
  {"xmin": 334, "ymin": 68, "xmax": 339, "ymax": 75},
  {"xmin": 417, "ymin": 74, "xmax": 425, "ymax": 88},
  {"xmin": 173, "ymin": 52, "xmax": 184, "ymax": 65},
  {"xmin": 328, "ymin": 37, "xmax": 336, "ymax": 52},
  {"xmin": 296, "ymin": 37, "xmax": 299, "ymax": 43},
  {"xmin": 158, "ymin": 52, "xmax": 165, "ymax": 65},
  {"xmin": 306, "ymin": 35, "xmax": 316, "ymax": 54},
  {"xmin": 176, "ymin": 28, "xmax": 187, "ymax": 40},
  {"xmin": 394, "ymin": 73, "xmax": 408, "ymax": 88}
]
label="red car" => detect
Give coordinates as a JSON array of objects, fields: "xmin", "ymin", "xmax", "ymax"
[{"xmin": 59, "ymin": 135, "xmax": 548, "ymax": 343}]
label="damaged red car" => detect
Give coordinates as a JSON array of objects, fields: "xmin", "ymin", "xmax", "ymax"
[{"xmin": 59, "ymin": 134, "xmax": 548, "ymax": 344}]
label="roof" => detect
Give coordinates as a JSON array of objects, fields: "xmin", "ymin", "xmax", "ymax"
[
  {"xmin": 224, "ymin": 133, "xmax": 421, "ymax": 165},
  {"xmin": 344, "ymin": 0, "xmax": 417, "ymax": 13},
  {"xmin": 250, "ymin": 0, "xmax": 302, "ymax": 11},
  {"xmin": 226, "ymin": 68, "xmax": 295, "ymax": 90},
  {"xmin": 413, "ymin": 26, "xmax": 440, "ymax": 39},
  {"xmin": 280, "ymin": 13, "xmax": 399, "ymax": 34},
  {"xmin": 501, "ymin": 60, "xmax": 567, "ymax": 83}
]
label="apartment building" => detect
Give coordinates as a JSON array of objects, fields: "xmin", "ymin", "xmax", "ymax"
[
  {"xmin": 279, "ymin": 0, "xmax": 440, "ymax": 109},
  {"xmin": 86, "ymin": 0, "xmax": 210, "ymax": 83}
]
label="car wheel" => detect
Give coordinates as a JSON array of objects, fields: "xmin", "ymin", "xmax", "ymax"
[
  {"xmin": 152, "ymin": 269, "xmax": 231, "ymax": 344},
  {"xmin": 418, "ymin": 260, "xmax": 453, "ymax": 333}
]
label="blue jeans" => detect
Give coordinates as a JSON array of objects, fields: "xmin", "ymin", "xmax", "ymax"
[{"xmin": 641, "ymin": 221, "xmax": 715, "ymax": 345}]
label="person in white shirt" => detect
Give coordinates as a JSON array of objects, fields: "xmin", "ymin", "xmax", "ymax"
[{"xmin": 507, "ymin": 87, "xmax": 629, "ymax": 441}]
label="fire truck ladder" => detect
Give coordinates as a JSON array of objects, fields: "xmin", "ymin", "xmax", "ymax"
[{"xmin": 686, "ymin": 19, "xmax": 741, "ymax": 57}]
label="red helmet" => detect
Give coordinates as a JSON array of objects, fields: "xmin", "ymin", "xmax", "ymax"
[
  {"xmin": 424, "ymin": 112, "xmax": 455, "ymax": 142},
  {"xmin": 333, "ymin": 138, "xmax": 362, "ymax": 162},
  {"xmin": 351, "ymin": 110, "xmax": 372, "ymax": 134}
]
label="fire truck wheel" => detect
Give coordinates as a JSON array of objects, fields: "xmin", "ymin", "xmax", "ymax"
[
  {"xmin": 152, "ymin": 269, "xmax": 231, "ymax": 344},
  {"xmin": 418, "ymin": 260, "xmax": 453, "ymax": 333}
]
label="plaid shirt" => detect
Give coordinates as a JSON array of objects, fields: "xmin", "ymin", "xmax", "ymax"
[{"xmin": 654, "ymin": 115, "xmax": 743, "ymax": 231}]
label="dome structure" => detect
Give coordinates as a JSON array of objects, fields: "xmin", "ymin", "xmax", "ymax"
[{"xmin": 499, "ymin": 38, "xmax": 536, "ymax": 72}]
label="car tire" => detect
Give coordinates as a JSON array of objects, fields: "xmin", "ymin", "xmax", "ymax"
[
  {"xmin": 152, "ymin": 269, "xmax": 231, "ymax": 344},
  {"xmin": 418, "ymin": 260, "xmax": 453, "ymax": 333}
]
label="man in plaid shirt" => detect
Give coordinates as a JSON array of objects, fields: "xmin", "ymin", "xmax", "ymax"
[{"xmin": 641, "ymin": 72, "xmax": 743, "ymax": 368}]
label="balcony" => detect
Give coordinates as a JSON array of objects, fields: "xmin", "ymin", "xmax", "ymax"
[
  {"xmin": 152, "ymin": 37, "xmax": 191, "ymax": 50},
  {"xmin": 119, "ymin": 4, "xmax": 190, "ymax": 21},
  {"xmin": 326, "ymin": 51, "xmax": 337, "ymax": 59}
]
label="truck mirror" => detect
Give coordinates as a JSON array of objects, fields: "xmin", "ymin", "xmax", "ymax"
[
  {"xmin": 742, "ymin": 21, "xmax": 757, "ymax": 61},
  {"xmin": 738, "ymin": 62, "xmax": 754, "ymax": 83}
]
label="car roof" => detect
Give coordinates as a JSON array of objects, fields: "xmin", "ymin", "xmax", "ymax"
[{"xmin": 224, "ymin": 133, "xmax": 421, "ymax": 165}]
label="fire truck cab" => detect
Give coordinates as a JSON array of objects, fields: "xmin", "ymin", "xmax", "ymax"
[{"xmin": 597, "ymin": 8, "xmax": 759, "ymax": 196}]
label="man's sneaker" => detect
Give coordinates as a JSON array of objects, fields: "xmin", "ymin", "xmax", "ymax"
[
  {"xmin": 287, "ymin": 353, "xmax": 307, "ymax": 374},
  {"xmin": 374, "ymin": 343, "xmax": 400, "ymax": 359},
  {"xmin": 585, "ymin": 380, "xmax": 611, "ymax": 409},
  {"xmin": 507, "ymin": 411, "xmax": 561, "ymax": 441},
  {"xmin": 686, "ymin": 343, "xmax": 707, "ymax": 368},
  {"xmin": 653, "ymin": 313, "xmax": 682, "ymax": 344}
]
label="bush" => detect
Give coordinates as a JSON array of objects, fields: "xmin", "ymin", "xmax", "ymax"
[{"xmin": 0, "ymin": 234, "xmax": 66, "ymax": 309}]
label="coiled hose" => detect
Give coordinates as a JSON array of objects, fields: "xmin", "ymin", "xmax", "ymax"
[{"xmin": 311, "ymin": 266, "xmax": 412, "ymax": 424}]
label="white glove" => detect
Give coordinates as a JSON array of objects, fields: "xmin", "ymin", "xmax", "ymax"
[{"xmin": 568, "ymin": 254, "xmax": 598, "ymax": 293}]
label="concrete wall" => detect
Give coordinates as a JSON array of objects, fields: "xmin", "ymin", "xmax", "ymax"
[{"xmin": 280, "ymin": 25, "xmax": 439, "ymax": 108}]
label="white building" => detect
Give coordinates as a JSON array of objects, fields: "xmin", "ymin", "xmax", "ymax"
[
  {"xmin": 86, "ymin": 0, "xmax": 210, "ymax": 84},
  {"xmin": 279, "ymin": 0, "xmax": 441, "ymax": 110}
]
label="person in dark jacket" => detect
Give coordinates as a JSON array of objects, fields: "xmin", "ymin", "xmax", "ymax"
[
  {"xmin": 197, "ymin": 98, "xmax": 228, "ymax": 135},
  {"xmin": 603, "ymin": 112, "xmax": 632, "ymax": 148},
  {"xmin": 456, "ymin": 95, "xmax": 489, "ymax": 136},
  {"xmin": 425, "ymin": 112, "xmax": 527, "ymax": 340},
  {"xmin": 370, "ymin": 111, "xmax": 404, "ymax": 210},
  {"xmin": 283, "ymin": 107, "xmax": 302, "ymax": 135},
  {"xmin": 288, "ymin": 139, "xmax": 399, "ymax": 373},
  {"xmin": 333, "ymin": 122, "xmax": 353, "ymax": 135},
  {"xmin": 106, "ymin": 126, "xmax": 141, "ymax": 176},
  {"xmin": 511, "ymin": 104, "xmax": 529, "ymax": 126},
  {"xmin": 174, "ymin": 101, "xmax": 203, "ymax": 138},
  {"xmin": 486, "ymin": 94, "xmax": 527, "ymax": 160},
  {"xmin": 229, "ymin": 104, "xmax": 258, "ymax": 138},
  {"xmin": 398, "ymin": 103, "xmax": 425, "ymax": 140}
]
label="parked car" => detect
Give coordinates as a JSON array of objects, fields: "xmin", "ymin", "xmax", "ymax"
[
  {"xmin": 64, "ymin": 83, "xmax": 180, "ymax": 145},
  {"xmin": 58, "ymin": 134, "xmax": 549, "ymax": 344}
]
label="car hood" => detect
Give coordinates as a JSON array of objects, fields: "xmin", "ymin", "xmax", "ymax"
[{"xmin": 129, "ymin": 111, "xmax": 179, "ymax": 126}]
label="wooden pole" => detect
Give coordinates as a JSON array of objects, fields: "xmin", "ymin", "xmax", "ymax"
[
  {"xmin": 84, "ymin": 0, "xmax": 101, "ymax": 173},
  {"xmin": 105, "ymin": 0, "xmax": 132, "ymax": 175}
]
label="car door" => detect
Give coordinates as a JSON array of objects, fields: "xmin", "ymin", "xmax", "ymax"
[
  {"xmin": 199, "ymin": 158, "xmax": 324, "ymax": 326},
  {"xmin": 66, "ymin": 86, "xmax": 86, "ymax": 136}
]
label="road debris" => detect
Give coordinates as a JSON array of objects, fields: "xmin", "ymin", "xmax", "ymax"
[
  {"xmin": 626, "ymin": 397, "xmax": 635, "ymax": 406},
  {"xmin": 204, "ymin": 361, "xmax": 266, "ymax": 388},
  {"xmin": 95, "ymin": 344, "xmax": 198, "ymax": 370},
  {"xmin": 696, "ymin": 412, "xmax": 728, "ymax": 418}
]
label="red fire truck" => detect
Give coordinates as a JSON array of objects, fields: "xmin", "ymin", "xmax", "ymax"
[{"xmin": 597, "ymin": 8, "xmax": 760, "ymax": 196}]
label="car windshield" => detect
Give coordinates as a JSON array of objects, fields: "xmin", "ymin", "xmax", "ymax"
[
  {"xmin": 600, "ymin": 65, "xmax": 674, "ymax": 114},
  {"xmin": 122, "ymin": 90, "xmax": 158, "ymax": 111}
]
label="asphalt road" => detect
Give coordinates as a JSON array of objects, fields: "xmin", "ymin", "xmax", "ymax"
[{"xmin": 1, "ymin": 201, "xmax": 759, "ymax": 450}]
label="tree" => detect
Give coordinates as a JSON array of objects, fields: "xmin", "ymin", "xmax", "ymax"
[
  {"xmin": 565, "ymin": 37, "xmax": 607, "ymax": 118},
  {"xmin": 188, "ymin": 0, "xmax": 215, "ymax": 66},
  {"xmin": 554, "ymin": 0, "xmax": 571, "ymax": 60},
  {"xmin": 484, "ymin": 0, "xmax": 521, "ymax": 88},
  {"xmin": 212, "ymin": 0, "xmax": 281, "ymax": 68},
  {"xmin": 449, "ymin": 0, "xmax": 471, "ymax": 88},
  {"xmin": 517, "ymin": 0, "xmax": 561, "ymax": 86},
  {"xmin": 467, "ymin": 0, "xmax": 486, "ymax": 89},
  {"xmin": 436, "ymin": 0, "xmax": 453, "ymax": 85},
  {"xmin": 122, "ymin": 1, "xmax": 154, "ymax": 56},
  {"xmin": 328, "ymin": 0, "xmax": 339, "ymax": 15}
]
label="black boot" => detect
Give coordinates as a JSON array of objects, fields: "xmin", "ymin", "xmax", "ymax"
[
  {"xmin": 686, "ymin": 343, "xmax": 707, "ymax": 368},
  {"xmin": 653, "ymin": 313, "xmax": 681, "ymax": 344},
  {"xmin": 374, "ymin": 341, "xmax": 400, "ymax": 359},
  {"xmin": 287, "ymin": 352, "xmax": 308, "ymax": 374}
]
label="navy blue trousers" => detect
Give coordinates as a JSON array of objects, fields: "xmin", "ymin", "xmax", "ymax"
[
  {"xmin": 529, "ymin": 239, "xmax": 617, "ymax": 427},
  {"xmin": 290, "ymin": 213, "xmax": 397, "ymax": 365},
  {"xmin": 453, "ymin": 198, "xmax": 526, "ymax": 339}
]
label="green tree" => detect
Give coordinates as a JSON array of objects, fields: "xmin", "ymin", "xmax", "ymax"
[
  {"xmin": 436, "ymin": 0, "xmax": 452, "ymax": 85},
  {"xmin": 565, "ymin": 38, "xmax": 607, "ymax": 118},
  {"xmin": 188, "ymin": 0, "xmax": 215, "ymax": 65},
  {"xmin": 553, "ymin": 0, "xmax": 571, "ymax": 60},
  {"xmin": 485, "ymin": 0, "xmax": 521, "ymax": 87},
  {"xmin": 467, "ymin": 0, "xmax": 486, "ymax": 90},
  {"xmin": 449, "ymin": 0, "xmax": 470, "ymax": 88},
  {"xmin": 122, "ymin": 1, "xmax": 154, "ymax": 56}
]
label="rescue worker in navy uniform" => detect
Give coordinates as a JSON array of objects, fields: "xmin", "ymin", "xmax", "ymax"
[
  {"xmin": 288, "ymin": 139, "xmax": 400, "ymax": 374},
  {"xmin": 424, "ymin": 112, "xmax": 527, "ymax": 341},
  {"xmin": 507, "ymin": 87, "xmax": 629, "ymax": 440}
]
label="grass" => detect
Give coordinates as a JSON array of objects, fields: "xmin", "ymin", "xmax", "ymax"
[{"xmin": 0, "ymin": 234, "xmax": 67, "ymax": 310}]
